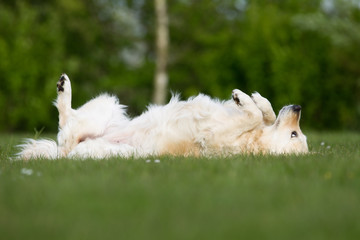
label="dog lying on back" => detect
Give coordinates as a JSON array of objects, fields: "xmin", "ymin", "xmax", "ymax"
[{"xmin": 17, "ymin": 74, "xmax": 308, "ymax": 159}]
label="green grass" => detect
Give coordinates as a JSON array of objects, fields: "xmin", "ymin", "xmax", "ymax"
[{"xmin": 0, "ymin": 132, "xmax": 360, "ymax": 240}]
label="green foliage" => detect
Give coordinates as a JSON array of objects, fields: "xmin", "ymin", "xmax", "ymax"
[
  {"xmin": 0, "ymin": 0, "xmax": 359, "ymax": 131},
  {"xmin": 0, "ymin": 1, "xmax": 64, "ymax": 131},
  {"xmin": 1, "ymin": 132, "xmax": 360, "ymax": 239},
  {"xmin": 168, "ymin": 0, "xmax": 360, "ymax": 129}
]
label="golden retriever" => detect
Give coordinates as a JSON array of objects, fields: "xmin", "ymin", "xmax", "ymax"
[{"xmin": 18, "ymin": 74, "xmax": 308, "ymax": 159}]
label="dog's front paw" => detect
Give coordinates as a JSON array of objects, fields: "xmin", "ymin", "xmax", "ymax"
[
  {"xmin": 251, "ymin": 92, "xmax": 276, "ymax": 124},
  {"xmin": 57, "ymin": 73, "xmax": 70, "ymax": 93},
  {"xmin": 232, "ymin": 89, "xmax": 251, "ymax": 106},
  {"xmin": 251, "ymin": 92, "xmax": 269, "ymax": 107}
]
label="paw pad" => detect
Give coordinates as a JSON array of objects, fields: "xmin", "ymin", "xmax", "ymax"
[
  {"xmin": 232, "ymin": 90, "xmax": 242, "ymax": 106},
  {"xmin": 57, "ymin": 74, "xmax": 67, "ymax": 92}
]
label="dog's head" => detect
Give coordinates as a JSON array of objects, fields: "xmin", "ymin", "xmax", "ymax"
[{"xmin": 265, "ymin": 105, "xmax": 308, "ymax": 154}]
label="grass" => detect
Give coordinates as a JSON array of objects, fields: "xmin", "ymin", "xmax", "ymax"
[{"xmin": 0, "ymin": 132, "xmax": 359, "ymax": 240}]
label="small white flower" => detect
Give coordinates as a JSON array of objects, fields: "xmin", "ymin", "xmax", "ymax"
[
  {"xmin": 154, "ymin": 159, "xmax": 160, "ymax": 163},
  {"xmin": 326, "ymin": 146, "xmax": 331, "ymax": 149},
  {"xmin": 320, "ymin": 142, "xmax": 325, "ymax": 146},
  {"xmin": 21, "ymin": 168, "xmax": 33, "ymax": 176},
  {"xmin": 145, "ymin": 159, "xmax": 151, "ymax": 163}
]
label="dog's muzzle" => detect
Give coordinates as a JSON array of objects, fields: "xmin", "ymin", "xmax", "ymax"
[{"xmin": 292, "ymin": 105, "xmax": 301, "ymax": 113}]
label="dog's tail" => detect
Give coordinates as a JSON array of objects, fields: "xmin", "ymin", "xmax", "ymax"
[{"xmin": 16, "ymin": 138, "xmax": 58, "ymax": 160}]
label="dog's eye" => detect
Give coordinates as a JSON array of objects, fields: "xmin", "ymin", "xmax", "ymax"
[{"xmin": 291, "ymin": 131, "xmax": 298, "ymax": 138}]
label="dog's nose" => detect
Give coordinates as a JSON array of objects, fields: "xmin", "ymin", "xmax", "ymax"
[{"xmin": 292, "ymin": 105, "xmax": 301, "ymax": 112}]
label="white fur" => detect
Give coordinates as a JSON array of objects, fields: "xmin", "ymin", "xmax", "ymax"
[{"xmin": 17, "ymin": 74, "xmax": 308, "ymax": 160}]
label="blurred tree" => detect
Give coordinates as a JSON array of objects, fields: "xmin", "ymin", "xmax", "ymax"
[
  {"xmin": 153, "ymin": 0, "xmax": 169, "ymax": 105},
  {"xmin": 293, "ymin": 0, "xmax": 360, "ymax": 129},
  {"xmin": 0, "ymin": 0, "xmax": 150, "ymax": 131},
  {"xmin": 0, "ymin": 1, "xmax": 64, "ymax": 131},
  {"xmin": 167, "ymin": 0, "xmax": 359, "ymax": 129},
  {"xmin": 0, "ymin": 0, "xmax": 359, "ymax": 131}
]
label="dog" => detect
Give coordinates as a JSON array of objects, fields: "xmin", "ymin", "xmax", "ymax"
[{"xmin": 17, "ymin": 74, "xmax": 308, "ymax": 159}]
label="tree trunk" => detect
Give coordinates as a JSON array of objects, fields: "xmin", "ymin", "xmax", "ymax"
[{"xmin": 153, "ymin": 0, "xmax": 169, "ymax": 105}]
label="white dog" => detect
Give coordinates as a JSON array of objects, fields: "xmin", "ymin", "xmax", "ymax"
[{"xmin": 17, "ymin": 74, "xmax": 308, "ymax": 159}]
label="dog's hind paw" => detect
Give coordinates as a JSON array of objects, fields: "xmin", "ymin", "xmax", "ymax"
[{"xmin": 57, "ymin": 73, "xmax": 70, "ymax": 92}]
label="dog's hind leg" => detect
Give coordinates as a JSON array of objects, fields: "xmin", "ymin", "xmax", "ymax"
[
  {"xmin": 251, "ymin": 92, "xmax": 276, "ymax": 125},
  {"xmin": 54, "ymin": 73, "xmax": 74, "ymax": 129},
  {"xmin": 54, "ymin": 73, "xmax": 78, "ymax": 157}
]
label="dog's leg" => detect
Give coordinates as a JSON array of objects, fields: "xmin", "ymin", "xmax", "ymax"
[
  {"xmin": 54, "ymin": 73, "xmax": 77, "ymax": 157},
  {"xmin": 232, "ymin": 89, "xmax": 255, "ymax": 107},
  {"xmin": 54, "ymin": 73, "xmax": 73, "ymax": 129},
  {"xmin": 251, "ymin": 92, "xmax": 276, "ymax": 125},
  {"xmin": 231, "ymin": 89, "xmax": 263, "ymax": 129}
]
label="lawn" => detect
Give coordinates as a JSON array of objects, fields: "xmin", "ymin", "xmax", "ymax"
[{"xmin": 0, "ymin": 132, "xmax": 359, "ymax": 240}]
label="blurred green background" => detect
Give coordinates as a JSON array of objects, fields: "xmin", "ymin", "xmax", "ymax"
[{"xmin": 0, "ymin": 0, "xmax": 359, "ymax": 132}]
